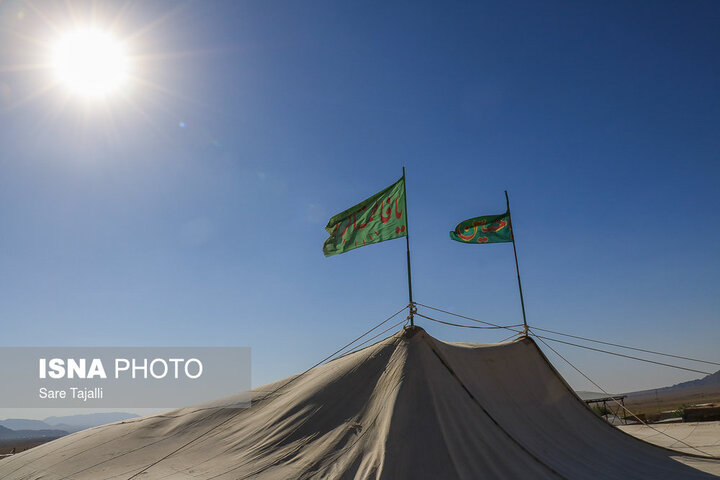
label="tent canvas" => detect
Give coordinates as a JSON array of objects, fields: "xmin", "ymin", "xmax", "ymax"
[{"xmin": 1, "ymin": 327, "xmax": 719, "ymax": 479}]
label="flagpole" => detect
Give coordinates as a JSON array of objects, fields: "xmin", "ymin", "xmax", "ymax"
[
  {"xmin": 403, "ymin": 167, "xmax": 415, "ymax": 326},
  {"xmin": 505, "ymin": 190, "xmax": 528, "ymax": 335}
]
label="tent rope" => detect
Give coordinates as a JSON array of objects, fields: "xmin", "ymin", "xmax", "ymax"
[
  {"xmin": 415, "ymin": 302, "xmax": 523, "ymax": 330},
  {"xmin": 530, "ymin": 331, "xmax": 718, "ymax": 459},
  {"xmin": 415, "ymin": 302, "xmax": 716, "ymax": 375},
  {"xmin": 414, "ymin": 311, "xmax": 524, "ymax": 332},
  {"xmin": 533, "ymin": 334, "xmax": 712, "ymax": 375},
  {"xmin": 531, "ymin": 326, "xmax": 720, "ymax": 366},
  {"xmin": 255, "ymin": 304, "xmax": 410, "ymax": 402},
  {"xmin": 498, "ymin": 331, "xmax": 525, "ymax": 343},
  {"xmin": 338, "ymin": 317, "xmax": 410, "ymax": 358}
]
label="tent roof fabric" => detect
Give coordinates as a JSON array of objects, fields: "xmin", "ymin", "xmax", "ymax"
[{"xmin": 1, "ymin": 327, "xmax": 719, "ymax": 479}]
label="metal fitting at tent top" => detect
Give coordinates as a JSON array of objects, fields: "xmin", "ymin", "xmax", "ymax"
[{"xmin": 407, "ymin": 302, "xmax": 418, "ymax": 324}]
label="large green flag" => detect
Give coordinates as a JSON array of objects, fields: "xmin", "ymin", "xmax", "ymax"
[
  {"xmin": 323, "ymin": 177, "xmax": 407, "ymax": 257},
  {"xmin": 450, "ymin": 210, "xmax": 512, "ymax": 244}
]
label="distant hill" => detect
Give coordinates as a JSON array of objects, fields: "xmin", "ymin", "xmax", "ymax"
[
  {"xmin": 1, "ymin": 412, "xmax": 140, "ymax": 435},
  {"xmin": 623, "ymin": 370, "xmax": 720, "ymax": 416},
  {"xmin": 44, "ymin": 412, "xmax": 139, "ymax": 433},
  {"xmin": 0, "ymin": 424, "xmax": 67, "ymax": 442},
  {"xmin": 0, "ymin": 419, "xmax": 54, "ymax": 431}
]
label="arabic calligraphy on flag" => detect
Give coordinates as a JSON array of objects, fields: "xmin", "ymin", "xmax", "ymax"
[
  {"xmin": 323, "ymin": 177, "xmax": 407, "ymax": 257},
  {"xmin": 449, "ymin": 210, "xmax": 512, "ymax": 244}
]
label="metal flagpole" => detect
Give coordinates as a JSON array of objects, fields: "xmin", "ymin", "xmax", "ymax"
[
  {"xmin": 403, "ymin": 167, "xmax": 415, "ymax": 326},
  {"xmin": 505, "ymin": 190, "xmax": 528, "ymax": 335}
]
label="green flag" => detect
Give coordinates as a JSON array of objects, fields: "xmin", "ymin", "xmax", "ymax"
[
  {"xmin": 323, "ymin": 177, "xmax": 407, "ymax": 257},
  {"xmin": 450, "ymin": 210, "xmax": 512, "ymax": 244}
]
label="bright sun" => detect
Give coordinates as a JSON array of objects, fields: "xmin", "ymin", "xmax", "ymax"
[{"xmin": 52, "ymin": 29, "xmax": 128, "ymax": 98}]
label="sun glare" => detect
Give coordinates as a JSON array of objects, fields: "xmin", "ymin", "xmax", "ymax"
[{"xmin": 52, "ymin": 29, "xmax": 128, "ymax": 98}]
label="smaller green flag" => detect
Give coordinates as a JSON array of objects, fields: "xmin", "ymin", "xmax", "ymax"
[
  {"xmin": 450, "ymin": 210, "xmax": 513, "ymax": 244},
  {"xmin": 323, "ymin": 177, "xmax": 407, "ymax": 257}
]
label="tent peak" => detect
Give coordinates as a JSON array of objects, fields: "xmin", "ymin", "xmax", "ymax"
[{"xmin": 401, "ymin": 324, "xmax": 426, "ymax": 338}]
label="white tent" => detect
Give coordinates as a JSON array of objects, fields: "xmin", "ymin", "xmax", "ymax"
[{"xmin": 1, "ymin": 326, "xmax": 719, "ymax": 479}]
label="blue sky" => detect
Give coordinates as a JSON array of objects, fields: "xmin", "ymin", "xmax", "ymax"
[{"xmin": 1, "ymin": 0, "xmax": 719, "ymax": 418}]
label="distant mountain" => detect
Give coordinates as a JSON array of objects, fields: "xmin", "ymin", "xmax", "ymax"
[
  {"xmin": 43, "ymin": 412, "xmax": 139, "ymax": 433},
  {"xmin": 623, "ymin": 370, "xmax": 720, "ymax": 416},
  {"xmin": 1, "ymin": 413, "xmax": 140, "ymax": 435},
  {"xmin": 0, "ymin": 424, "xmax": 67, "ymax": 441},
  {"xmin": 0, "ymin": 419, "xmax": 54, "ymax": 431}
]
